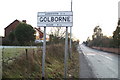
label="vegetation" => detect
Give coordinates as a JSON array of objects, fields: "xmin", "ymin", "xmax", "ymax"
[
  {"xmin": 3, "ymin": 26, "xmax": 80, "ymax": 79},
  {"xmin": 15, "ymin": 23, "xmax": 36, "ymax": 46},
  {"xmin": 2, "ymin": 48, "xmax": 25, "ymax": 62},
  {"xmin": 8, "ymin": 31, "xmax": 15, "ymax": 44},
  {"xmin": 3, "ymin": 22, "xmax": 36, "ymax": 46},
  {"xmin": 49, "ymin": 27, "xmax": 66, "ymax": 44},
  {"xmin": 2, "ymin": 42, "xmax": 79, "ymax": 79},
  {"xmin": 113, "ymin": 25, "xmax": 120, "ymax": 48},
  {"xmin": 85, "ymin": 19, "xmax": 120, "ymax": 48}
]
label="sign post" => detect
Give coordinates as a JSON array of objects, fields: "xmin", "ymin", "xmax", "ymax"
[
  {"xmin": 37, "ymin": 11, "xmax": 73, "ymax": 79},
  {"xmin": 42, "ymin": 27, "xmax": 46, "ymax": 79},
  {"xmin": 64, "ymin": 27, "xmax": 68, "ymax": 78}
]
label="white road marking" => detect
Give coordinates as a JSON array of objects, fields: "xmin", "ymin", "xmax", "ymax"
[
  {"xmin": 86, "ymin": 54, "xmax": 96, "ymax": 56},
  {"xmin": 98, "ymin": 54, "xmax": 113, "ymax": 61}
]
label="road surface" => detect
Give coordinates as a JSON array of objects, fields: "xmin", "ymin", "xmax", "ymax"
[
  {"xmin": 80, "ymin": 44, "xmax": 119, "ymax": 78},
  {"xmin": 78, "ymin": 45, "xmax": 96, "ymax": 78}
]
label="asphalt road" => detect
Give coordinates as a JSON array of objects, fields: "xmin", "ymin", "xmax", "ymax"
[
  {"xmin": 80, "ymin": 44, "xmax": 119, "ymax": 78},
  {"xmin": 78, "ymin": 45, "xmax": 96, "ymax": 78}
]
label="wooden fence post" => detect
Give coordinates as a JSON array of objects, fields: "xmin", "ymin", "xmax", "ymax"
[{"xmin": 25, "ymin": 49, "xmax": 28, "ymax": 60}]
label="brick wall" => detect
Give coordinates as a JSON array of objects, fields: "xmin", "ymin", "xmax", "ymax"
[
  {"xmin": 5, "ymin": 20, "xmax": 20, "ymax": 37},
  {"xmin": 92, "ymin": 46, "xmax": 120, "ymax": 54}
]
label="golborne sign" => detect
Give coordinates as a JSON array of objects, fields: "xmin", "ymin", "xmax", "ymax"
[{"xmin": 37, "ymin": 11, "xmax": 73, "ymax": 27}]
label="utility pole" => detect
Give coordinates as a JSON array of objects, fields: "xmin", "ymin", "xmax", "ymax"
[{"xmin": 69, "ymin": 0, "xmax": 72, "ymax": 59}]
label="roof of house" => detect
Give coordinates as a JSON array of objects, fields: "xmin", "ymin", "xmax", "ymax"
[
  {"xmin": 34, "ymin": 27, "xmax": 43, "ymax": 34},
  {"xmin": 4, "ymin": 19, "xmax": 20, "ymax": 29}
]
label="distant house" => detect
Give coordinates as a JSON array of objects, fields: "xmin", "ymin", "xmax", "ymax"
[
  {"xmin": 34, "ymin": 27, "xmax": 50, "ymax": 43},
  {"xmin": 34, "ymin": 27, "xmax": 43, "ymax": 40},
  {"xmin": 4, "ymin": 19, "xmax": 44, "ymax": 42},
  {"xmin": 4, "ymin": 19, "xmax": 26, "ymax": 38}
]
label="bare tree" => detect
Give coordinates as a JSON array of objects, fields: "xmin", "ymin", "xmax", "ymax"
[
  {"xmin": 49, "ymin": 27, "xmax": 66, "ymax": 44},
  {"xmin": 50, "ymin": 27, "xmax": 66, "ymax": 38}
]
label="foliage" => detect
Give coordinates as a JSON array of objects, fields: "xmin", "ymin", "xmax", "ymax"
[
  {"xmin": 49, "ymin": 34, "xmax": 65, "ymax": 44},
  {"xmin": 49, "ymin": 27, "xmax": 66, "ymax": 44},
  {"xmin": 49, "ymin": 27, "xmax": 73, "ymax": 45},
  {"xmin": 50, "ymin": 27, "xmax": 66, "ymax": 38},
  {"xmin": 113, "ymin": 26, "xmax": 120, "ymax": 48},
  {"xmin": 4, "ymin": 22, "xmax": 36, "ymax": 46},
  {"xmin": 3, "ymin": 43, "xmax": 79, "ymax": 79},
  {"xmin": 86, "ymin": 26, "xmax": 114, "ymax": 48},
  {"xmin": 86, "ymin": 19, "xmax": 120, "ymax": 48},
  {"xmin": 87, "ymin": 26, "xmax": 103, "ymax": 47},
  {"xmin": 8, "ymin": 31, "xmax": 15, "ymax": 43},
  {"xmin": 2, "ymin": 39, "xmax": 11, "ymax": 46},
  {"xmin": 15, "ymin": 23, "xmax": 36, "ymax": 45},
  {"xmin": 118, "ymin": 18, "xmax": 120, "ymax": 25},
  {"xmin": 92, "ymin": 26, "xmax": 103, "ymax": 40}
]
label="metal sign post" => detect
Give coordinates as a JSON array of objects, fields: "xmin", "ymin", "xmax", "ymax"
[
  {"xmin": 42, "ymin": 27, "xmax": 46, "ymax": 79},
  {"xmin": 64, "ymin": 27, "xmax": 68, "ymax": 78}
]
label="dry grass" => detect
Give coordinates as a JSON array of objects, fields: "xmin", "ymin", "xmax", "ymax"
[{"xmin": 2, "ymin": 43, "xmax": 79, "ymax": 79}]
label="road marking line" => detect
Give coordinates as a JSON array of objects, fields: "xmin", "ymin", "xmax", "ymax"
[
  {"xmin": 99, "ymin": 54, "xmax": 113, "ymax": 61},
  {"xmin": 87, "ymin": 54, "xmax": 96, "ymax": 56}
]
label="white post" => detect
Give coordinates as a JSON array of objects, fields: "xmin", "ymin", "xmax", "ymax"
[
  {"xmin": 42, "ymin": 27, "xmax": 46, "ymax": 79},
  {"xmin": 64, "ymin": 27, "xmax": 68, "ymax": 78}
]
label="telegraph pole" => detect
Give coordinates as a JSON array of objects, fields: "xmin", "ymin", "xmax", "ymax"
[{"xmin": 69, "ymin": 0, "xmax": 72, "ymax": 59}]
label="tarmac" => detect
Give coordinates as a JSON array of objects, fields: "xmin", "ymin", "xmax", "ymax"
[{"xmin": 78, "ymin": 46, "xmax": 96, "ymax": 79}]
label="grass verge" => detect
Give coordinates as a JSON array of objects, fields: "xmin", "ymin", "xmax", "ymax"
[{"xmin": 2, "ymin": 42, "xmax": 79, "ymax": 79}]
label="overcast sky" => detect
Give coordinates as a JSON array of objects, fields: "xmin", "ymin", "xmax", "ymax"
[{"xmin": 0, "ymin": 0, "xmax": 119, "ymax": 42}]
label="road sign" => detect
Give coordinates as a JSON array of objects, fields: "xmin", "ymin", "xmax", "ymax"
[
  {"xmin": 38, "ymin": 11, "xmax": 73, "ymax": 79},
  {"xmin": 37, "ymin": 11, "xmax": 73, "ymax": 27}
]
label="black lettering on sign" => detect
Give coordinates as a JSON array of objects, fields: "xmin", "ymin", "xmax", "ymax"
[
  {"xmin": 55, "ymin": 17, "xmax": 58, "ymax": 22},
  {"xmin": 59, "ymin": 17, "xmax": 62, "ymax": 21},
  {"xmin": 39, "ymin": 16, "xmax": 71, "ymax": 22},
  {"xmin": 48, "ymin": 17, "xmax": 51, "ymax": 22},
  {"xmin": 40, "ymin": 17, "xmax": 43, "ymax": 22},
  {"xmin": 51, "ymin": 17, "xmax": 54, "ymax": 22},
  {"xmin": 67, "ymin": 17, "xmax": 70, "ymax": 22},
  {"xmin": 44, "ymin": 17, "xmax": 47, "ymax": 22},
  {"xmin": 62, "ymin": 17, "xmax": 67, "ymax": 22}
]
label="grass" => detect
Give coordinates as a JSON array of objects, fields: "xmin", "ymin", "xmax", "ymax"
[
  {"xmin": 68, "ymin": 51, "xmax": 80, "ymax": 78},
  {"xmin": 2, "ymin": 48, "xmax": 38, "ymax": 62},
  {"xmin": 2, "ymin": 42, "xmax": 80, "ymax": 79},
  {"xmin": 3, "ymin": 47, "xmax": 42, "ymax": 78},
  {"xmin": 3, "ymin": 48, "xmax": 23, "ymax": 62}
]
